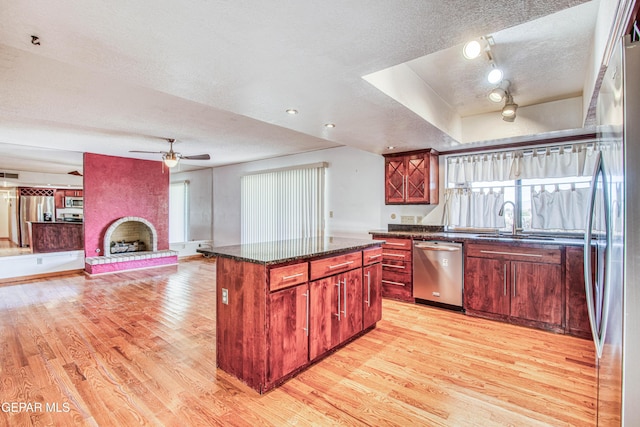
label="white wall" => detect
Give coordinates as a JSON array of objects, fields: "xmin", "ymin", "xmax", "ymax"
[
  {"xmin": 0, "ymin": 250, "xmax": 84, "ymax": 280},
  {"xmin": 212, "ymin": 146, "xmax": 388, "ymax": 246}
]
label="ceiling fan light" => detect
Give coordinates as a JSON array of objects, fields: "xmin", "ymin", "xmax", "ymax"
[
  {"xmin": 163, "ymin": 152, "xmax": 179, "ymax": 168},
  {"xmin": 463, "ymin": 40, "xmax": 482, "ymax": 59}
]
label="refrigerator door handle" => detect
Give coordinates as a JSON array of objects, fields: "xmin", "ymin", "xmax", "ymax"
[{"xmin": 584, "ymin": 152, "xmax": 611, "ymax": 359}]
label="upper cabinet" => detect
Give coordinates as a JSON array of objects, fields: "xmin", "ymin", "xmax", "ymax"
[{"xmin": 384, "ymin": 149, "xmax": 438, "ymax": 205}]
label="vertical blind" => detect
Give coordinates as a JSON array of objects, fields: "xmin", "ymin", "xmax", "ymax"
[
  {"xmin": 169, "ymin": 180, "xmax": 189, "ymax": 243},
  {"xmin": 241, "ymin": 163, "xmax": 326, "ymax": 244}
]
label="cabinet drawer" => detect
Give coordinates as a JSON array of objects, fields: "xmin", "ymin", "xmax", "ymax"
[
  {"xmin": 381, "ymin": 270, "xmax": 412, "ymax": 288},
  {"xmin": 466, "ymin": 243, "xmax": 562, "ymax": 264},
  {"xmin": 269, "ymin": 262, "xmax": 308, "ymax": 291},
  {"xmin": 363, "ymin": 246, "xmax": 383, "ymax": 265},
  {"xmin": 310, "ymin": 251, "xmax": 362, "ymax": 281},
  {"xmin": 382, "ymin": 248, "xmax": 411, "ymax": 263},
  {"xmin": 380, "ymin": 238, "xmax": 412, "ymax": 251},
  {"xmin": 381, "ymin": 260, "xmax": 411, "ymax": 273}
]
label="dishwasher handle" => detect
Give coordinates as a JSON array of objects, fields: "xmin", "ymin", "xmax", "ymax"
[{"xmin": 414, "ymin": 243, "xmax": 461, "ymax": 252}]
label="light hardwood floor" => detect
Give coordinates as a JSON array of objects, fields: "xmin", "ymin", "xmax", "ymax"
[{"xmin": 0, "ymin": 258, "xmax": 596, "ymax": 426}]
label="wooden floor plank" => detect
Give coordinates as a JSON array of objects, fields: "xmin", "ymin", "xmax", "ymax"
[{"xmin": 0, "ymin": 258, "xmax": 596, "ymax": 426}]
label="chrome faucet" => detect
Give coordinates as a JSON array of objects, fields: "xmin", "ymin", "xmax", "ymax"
[{"xmin": 498, "ymin": 201, "xmax": 517, "ymax": 235}]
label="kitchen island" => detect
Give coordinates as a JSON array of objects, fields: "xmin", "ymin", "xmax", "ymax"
[
  {"xmin": 28, "ymin": 221, "xmax": 84, "ymax": 253},
  {"xmin": 199, "ymin": 236, "xmax": 383, "ymax": 393}
]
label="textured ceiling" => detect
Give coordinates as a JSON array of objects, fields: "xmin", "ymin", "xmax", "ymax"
[{"xmin": 0, "ymin": 0, "xmax": 596, "ymax": 177}]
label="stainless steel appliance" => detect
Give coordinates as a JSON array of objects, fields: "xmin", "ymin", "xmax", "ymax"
[
  {"xmin": 61, "ymin": 212, "xmax": 83, "ymax": 222},
  {"xmin": 585, "ymin": 35, "xmax": 640, "ymax": 424},
  {"xmin": 65, "ymin": 196, "xmax": 83, "ymax": 208},
  {"xmin": 19, "ymin": 194, "xmax": 55, "ymax": 247},
  {"xmin": 412, "ymin": 240, "xmax": 463, "ymax": 309}
]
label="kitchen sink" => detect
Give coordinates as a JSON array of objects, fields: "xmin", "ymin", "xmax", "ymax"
[{"xmin": 475, "ymin": 233, "xmax": 556, "ymax": 241}]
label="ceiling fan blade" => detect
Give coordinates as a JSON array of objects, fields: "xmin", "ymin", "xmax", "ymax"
[
  {"xmin": 129, "ymin": 150, "xmax": 166, "ymax": 154},
  {"xmin": 181, "ymin": 154, "xmax": 210, "ymax": 160},
  {"xmin": 67, "ymin": 170, "xmax": 83, "ymax": 176}
]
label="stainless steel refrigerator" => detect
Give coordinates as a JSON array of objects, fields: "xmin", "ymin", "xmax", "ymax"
[
  {"xmin": 18, "ymin": 194, "xmax": 55, "ymax": 247},
  {"xmin": 586, "ymin": 36, "xmax": 640, "ymax": 426}
]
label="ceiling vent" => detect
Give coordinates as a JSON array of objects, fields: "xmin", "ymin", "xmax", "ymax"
[{"xmin": 0, "ymin": 172, "xmax": 19, "ymax": 179}]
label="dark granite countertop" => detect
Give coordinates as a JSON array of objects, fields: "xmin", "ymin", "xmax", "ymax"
[
  {"xmin": 29, "ymin": 221, "xmax": 83, "ymax": 225},
  {"xmin": 197, "ymin": 236, "xmax": 384, "ymax": 265},
  {"xmin": 369, "ymin": 229, "xmax": 585, "ymax": 247}
]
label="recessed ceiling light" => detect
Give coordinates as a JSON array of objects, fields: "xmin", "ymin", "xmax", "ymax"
[
  {"xmin": 463, "ymin": 40, "xmax": 482, "ymax": 59},
  {"xmin": 286, "ymin": 109, "xmax": 298, "ymax": 115},
  {"xmin": 324, "ymin": 123, "xmax": 335, "ymax": 128},
  {"xmin": 387, "ymin": 146, "xmax": 395, "ymax": 150}
]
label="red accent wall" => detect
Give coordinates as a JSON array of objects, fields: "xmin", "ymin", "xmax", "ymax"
[{"xmin": 83, "ymin": 153, "xmax": 169, "ymax": 258}]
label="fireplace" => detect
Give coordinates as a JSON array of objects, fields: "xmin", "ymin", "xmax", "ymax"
[
  {"xmin": 85, "ymin": 216, "xmax": 177, "ymax": 275},
  {"xmin": 103, "ymin": 216, "xmax": 158, "ymax": 256}
]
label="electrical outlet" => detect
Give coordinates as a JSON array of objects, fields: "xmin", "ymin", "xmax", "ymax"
[
  {"xmin": 221, "ymin": 288, "xmax": 229, "ymax": 305},
  {"xmin": 401, "ymin": 215, "xmax": 415, "ymax": 224},
  {"xmin": 36, "ymin": 258, "xmax": 43, "ymax": 265},
  {"xmin": 329, "ymin": 211, "xmax": 334, "ymax": 218},
  {"xmin": 416, "ymin": 215, "xmax": 423, "ymax": 224}
]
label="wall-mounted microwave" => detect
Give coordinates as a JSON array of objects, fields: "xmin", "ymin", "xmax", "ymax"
[{"xmin": 65, "ymin": 196, "xmax": 83, "ymax": 208}]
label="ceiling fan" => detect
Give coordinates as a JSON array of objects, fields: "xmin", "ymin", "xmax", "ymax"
[{"xmin": 129, "ymin": 139, "xmax": 210, "ymax": 168}]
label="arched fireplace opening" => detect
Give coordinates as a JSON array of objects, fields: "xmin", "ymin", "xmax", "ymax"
[{"xmin": 103, "ymin": 216, "xmax": 158, "ymax": 256}]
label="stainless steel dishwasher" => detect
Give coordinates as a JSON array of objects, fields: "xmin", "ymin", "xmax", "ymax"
[{"xmin": 412, "ymin": 240, "xmax": 463, "ymax": 310}]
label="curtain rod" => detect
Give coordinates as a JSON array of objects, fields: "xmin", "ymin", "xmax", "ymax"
[{"xmin": 440, "ymin": 134, "xmax": 597, "ymax": 157}]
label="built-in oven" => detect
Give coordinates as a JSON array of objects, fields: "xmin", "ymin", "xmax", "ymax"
[
  {"xmin": 413, "ymin": 240, "xmax": 463, "ymax": 310},
  {"xmin": 65, "ymin": 196, "xmax": 83, "ymax": 208}
]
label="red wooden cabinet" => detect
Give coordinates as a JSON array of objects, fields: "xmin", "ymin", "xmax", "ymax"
[
  {"xmin": 363, "ymin": 262, "xmax": 382, "ymax": 329},
  {"xmin": 565, "ymin": 246, "xmax": 594, "ymax": 339},
  {"xmin": 309, "ymin": 268, "xmax": 362, "ymax": 360},
  {"xmin": 216, "ymin": 244, "xmax": 382, "ymax": 393},
  {"xmin": 464, "ymin": 243, "xmax": 564, "ymax": 331},
  {"xmin": 464, "ymin": 257, "xmax": 510, "ymax": 317},
  {"xmin": 384, "ymin": 149, "xmax": 438, "ymax": 205},
  {"xmin": 267, "ymin": 284, "xmax": 309, "ymax": 384},
  {"xmin": 372, "ymin": 236, "xmax": 413, "ymax": 302}
]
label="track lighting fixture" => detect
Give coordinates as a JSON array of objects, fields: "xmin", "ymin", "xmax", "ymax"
[
  {"xmin": 501, "ymin": 94, "xmax": 518, "ymax": 122},
  {"xmin": 488, "ymin": 80, "xmax": 511, "ymax": 103},
  {"xmin": 463, "ymin": 35, "xmax": 518, "ymax": 122},
  {"xmin": 463, "ymin": 40, "xmax": 482, "ymax": 59}
]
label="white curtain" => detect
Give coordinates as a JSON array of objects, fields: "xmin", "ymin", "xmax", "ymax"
[
  {"xmin": 444, "ymin": 188, "xmax": 505, "ymax": 228},
  {"xmin": 514, "ymin": 145, "xmax": 597, "ymax": 180},
  {"xmin": 447, "ymin": 152, "xmax": 513, "ymax": 185},
  {"xmin": 241, "ymin": 164, "xmax": 326, "ymax": 244},
  {"xmin": 530, "ymin": 186, "xmax": 606, "ymax": 231},
  {"xmin": 446, "ymin": 144, "xmax": 597, "ymax": 185},
  {"xmin": 530, "ymin": 187, "xmax": 590, "ymax": 230}
]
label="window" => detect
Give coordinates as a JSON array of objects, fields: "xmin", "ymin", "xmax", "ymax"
[
  {"xmin": 241, "ymin": 163, "xmax": 326, "ymax": 244},
  {"xmin": 169, "ymin": 181, "xmax": 189, "ymax": 243},
  {"xmin": 444, "ymin": 143, "xmax": 597, "ymax": 233}
]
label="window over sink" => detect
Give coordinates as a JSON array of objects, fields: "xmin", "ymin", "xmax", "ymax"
[{"xmin": 444, "ymin": 142, "xmax": 600, "ymax": 234}]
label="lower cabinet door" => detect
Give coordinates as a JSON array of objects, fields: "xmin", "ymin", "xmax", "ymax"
[
  {"xmin": 464, "ymin": 257, "xmax": 510, "ymax": 316},
  {"xmin": 341, "ymin": 268, "xmax": 363, "ymax": 342},
  {"xmin": 309, "ymin": 276, "xmax": 342, "ymax": 360},
  {"xmin": 267, "ymin": 284, "xmax": 309, "ymax": 384},
  {"xmin": 363, "ymin": 263, "xmax": 382, "ymax": 329},
  {"xmin": 510, "ymin": 261, "xmax": 563, "ymax": 326}
]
